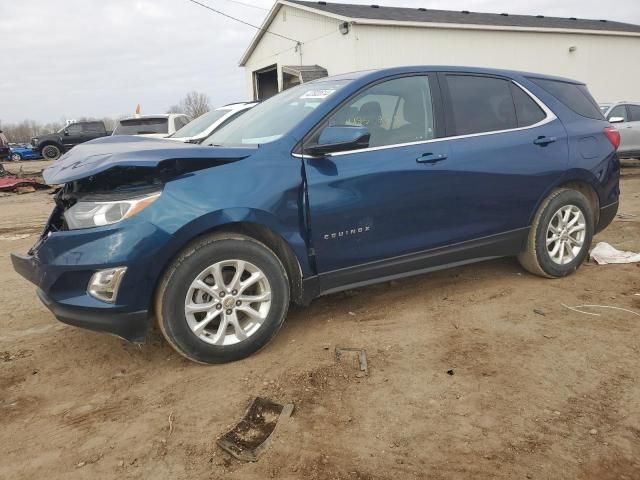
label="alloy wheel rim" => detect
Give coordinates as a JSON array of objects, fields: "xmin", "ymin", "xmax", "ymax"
[
  {"xmin": 546, "ymin": 205, "xmax": 586, "ymax": 265},
  {"xmin": 184, "ymin": 259, "xmax": 272, "ymax": 346}
]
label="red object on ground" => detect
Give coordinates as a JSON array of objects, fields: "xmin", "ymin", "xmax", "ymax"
[{"xmin": 0, "ymin": 176, "xmax": 39, "ymax": 191}]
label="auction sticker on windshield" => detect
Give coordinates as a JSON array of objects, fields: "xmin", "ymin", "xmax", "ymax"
[{"xmin": 300, "ymin": 89, "xmax": 336, "ymax": 99}]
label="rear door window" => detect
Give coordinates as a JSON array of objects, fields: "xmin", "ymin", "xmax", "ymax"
[
  {"xmin": 445, "ymin": 75, "xmax": 517, "ymax": 135},
  {"xmin": 628, "ymin": 105, "xmax": 640, "ymax": 122},
  {"xmin": 529, "ymin": 78, "xmax": 603, "ymax": 120},
  {"xmin": 83, "ymin": 122, "xmax": 106, "ymax": 134}
]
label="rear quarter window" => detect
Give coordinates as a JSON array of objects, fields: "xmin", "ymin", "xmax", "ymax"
[
  {"xmin": 530, "ymin": 78, "xmax": 603, "ymax": 120},
  {"xmin": 510, "ymin": 84, "xmax": 546, "ymax": 127}
]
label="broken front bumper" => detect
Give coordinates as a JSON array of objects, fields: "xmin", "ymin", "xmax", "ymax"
[
  {"xmin": 10, "ymin": 216, "xmax": 173, "ymax": 342},
  {"xmin": 11, "ymin": 252, "xmax": 149, "ymax": 342}
]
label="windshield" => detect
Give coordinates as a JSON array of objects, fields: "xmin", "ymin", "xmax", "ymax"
[
  {"xmin": 113, "ymin": 118, "xmax": 168, "ymax": 135},
  {"xmin": 204, "ymin": 81, "xmax": 349, "ymax": 146},
  {"xmin": 599, "ymin": 104, "xmax": 611, "ymax": 113},
  {"xmin": 170, "ymin": 109, "xmax": 229, "ymax": 138}
]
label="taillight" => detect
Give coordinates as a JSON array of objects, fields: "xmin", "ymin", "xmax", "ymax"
[{"xmin": 604, "ymin": 126, "xmax": 621, "ymax": 150}]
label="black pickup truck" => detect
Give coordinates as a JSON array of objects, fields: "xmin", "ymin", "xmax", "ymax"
[{"xmin": 32, "ymin": 121, "xmax": 110, "ymax": 160}]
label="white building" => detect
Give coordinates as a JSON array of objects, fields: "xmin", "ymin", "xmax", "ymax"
[{"xmin": 240, "ymin": 0, "xmax": 640, "ymax": 103}]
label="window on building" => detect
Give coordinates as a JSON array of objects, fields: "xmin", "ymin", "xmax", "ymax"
[
  {"xmin": 446, "ymin": 75, "xmax": 517, "ymax": 135},
  {"xmin": 530, "ymin": 78, "xmax": 603, "ymax": 120},
  {"xmin": 326, "ymin": 76, "xmax": 435, "ymax": 148}
]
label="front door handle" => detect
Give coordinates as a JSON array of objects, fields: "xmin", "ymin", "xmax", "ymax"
[
  {"xmin": 416, "ymin": 153, "xmax": 448, "ymax": 164},
  {"xmin": 533, "ymin": 136, "xmax": 557, "ymax": 146}
]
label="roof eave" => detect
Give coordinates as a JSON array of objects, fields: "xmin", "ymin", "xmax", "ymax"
[
  {"xmin": 239, "ymin": 0, "xmax": 352, "ymax": 67},
  {"xmin": 239, "ymin": 2, "xmax": 284, "ymax": 67},
  {"xmin": 350, "ymin": 17, "xmax": 640, "ymax": 37}
]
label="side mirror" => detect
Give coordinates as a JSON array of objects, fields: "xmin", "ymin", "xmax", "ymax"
[
  {"xmin": 305, "ymin": 126, "xmax": 370, "ymax": 156},
  {"xmin": 63, "ymin": 129, "xmax": 70, "ymax": 136},
  {"xmin": 609, "ymin": 116, "xmax": 625, "ymax": 124}
]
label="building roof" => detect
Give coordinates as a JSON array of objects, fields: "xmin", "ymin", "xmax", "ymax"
[
  {"xmin": 240, "ymin": 0, "xmax": 640, "ymax": 66},
  {"xmin": 288, "ymin": 0, "xmax": 640, "ymax": 34},
  {"xmin": 282, "ymin": 65, "xmax": 329, "ymax": 82}
]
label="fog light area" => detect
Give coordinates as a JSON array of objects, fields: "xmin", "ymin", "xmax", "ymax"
[{"xmin": 87, "ymin": 267, "xmax": 127, "ymax": 303}]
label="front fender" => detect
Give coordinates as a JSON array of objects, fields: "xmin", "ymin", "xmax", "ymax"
[
  {"xmin": 155, "ymin": 207, "xmax": 310, "ymax": 274},
  {"xmin": 37, "ymin": 138, "xmax": 64, "ymax": 151}
]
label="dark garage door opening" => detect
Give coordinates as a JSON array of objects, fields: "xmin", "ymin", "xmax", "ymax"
[{"xmin": 254, "ymin": 65, "xmax": 278, "ymax": 101}]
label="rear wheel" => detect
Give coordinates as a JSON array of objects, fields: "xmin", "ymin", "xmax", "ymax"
[
  {"xmin": 518, "ymin": 189, "xmax": 594, "ymax": 278},
  {"xmin": 41, "ymin": 144, "xmax": 62, "ymax": 160},
  {"xmin": 156, "ymin": 233, "xmax": 290, "ymax": 364}
]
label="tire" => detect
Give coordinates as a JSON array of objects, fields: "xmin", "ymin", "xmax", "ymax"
[
  {"xmin": 518, "ymin": 188, "xmax": 594, "ymax": 278},
  {"xmin": 156, "ymin": 233, "xmax": 290, "ymax": 364},
  {"xmin": 41, "ymin": 144, "xmax": 62, "ymax": 160},
  {"xmin": 10, "ymin": 153, "xmax": 22, "ymax": 162}
]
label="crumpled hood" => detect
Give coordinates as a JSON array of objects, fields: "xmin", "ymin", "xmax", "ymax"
[{"xmin": 43, "ymin": 135, "xmax": 255, "ymax": 184}]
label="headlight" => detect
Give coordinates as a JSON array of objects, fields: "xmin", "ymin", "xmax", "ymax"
[{"xmin": 64, "ymin": 192, "xmax": 161, "ymax": 230}]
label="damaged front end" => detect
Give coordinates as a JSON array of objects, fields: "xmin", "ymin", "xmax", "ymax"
[
  {"xmin": 47, "ymin": 165, "xmax": 170, "ymax": 234},
  {"xmin": 13, "ymin": 137, "xmax": 257, "ymax": 342},
  {"xmin": 44, "ymin": 149, "xmax": 252, "ymax": 235}
]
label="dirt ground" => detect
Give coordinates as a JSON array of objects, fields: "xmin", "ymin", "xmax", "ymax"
[{"xmin": 1, "ymin": 159, "xmax": 639, "ymax": 480}]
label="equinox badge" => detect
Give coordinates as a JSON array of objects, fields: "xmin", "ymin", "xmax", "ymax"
[{"xmin": 323, "ymin": 225, "xmax": 371, "ymax": 240}]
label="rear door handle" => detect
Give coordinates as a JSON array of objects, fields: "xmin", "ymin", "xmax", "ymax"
[
  {"xmin": 416, "ymin": 153, "xmax": 448, "ymax": 164},
  {"xmin": 533, "ymin": 136, "xmax": 557, "ymax": 146}
]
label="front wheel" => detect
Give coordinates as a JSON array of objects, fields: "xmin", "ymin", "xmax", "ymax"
[
  {"xmin": 10, "ymin": 153, "xmax": 22, "ymax": 162},
  {"xmin": 518, "ymin": 189, "xmax": 594, "ymax": 278},
  {"xmin": 41, "ymin": 144, "xmax": 62, "ymax": 160},
  {"xmin": 156, "ymin": 233, "xmax": 290, "ymax": 364}
]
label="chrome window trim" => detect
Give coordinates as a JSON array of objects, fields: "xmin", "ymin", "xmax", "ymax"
[{"xmin": 295, "ymin": 80, "xmax": 557, "ymax": 159}]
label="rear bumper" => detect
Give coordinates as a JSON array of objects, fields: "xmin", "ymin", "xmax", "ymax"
[{"xmin": 596, "ymin": 201, "xmax": 619, "ymax": 234}]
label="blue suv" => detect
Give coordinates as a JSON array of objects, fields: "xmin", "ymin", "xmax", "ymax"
[{"xmin": 12, "ymin": 67, "xmax": 620, "ymax": 363}]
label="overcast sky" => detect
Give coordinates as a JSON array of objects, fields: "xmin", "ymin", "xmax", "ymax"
[{"xmin": 1, "ymin": 0, "xmax": 639, "ymax": 124}]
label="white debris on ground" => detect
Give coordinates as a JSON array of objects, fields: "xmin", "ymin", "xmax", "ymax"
[{"xmin": 590, "ymin": 242, "xmax": 640, "ymax": 265}]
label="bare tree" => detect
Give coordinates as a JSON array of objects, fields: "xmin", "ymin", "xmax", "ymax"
[
  {"xmin": 166, "ymin": 104, "xmax": 183, "ymax": 114},
  {"xmin": 167, "ymin": 91, "xmax": 211, "ymax": 119}
]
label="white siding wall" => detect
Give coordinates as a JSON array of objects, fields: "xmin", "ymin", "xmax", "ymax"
[
  {"xmin": 243, "ymin": 6, "xmax": 640, "ymax": 103},
  {"xmin": 350, "ymin": 25, "xmax": 640, "ymax": 103}
]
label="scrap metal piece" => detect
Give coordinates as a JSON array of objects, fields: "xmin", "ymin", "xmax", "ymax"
[
  {"xmin": 335, "ymin": 347, "xmax": 368, "ymax": 376},
  {"xmin": 217, "ymin": 397, "xmax": 294, "ymax": 462}
]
